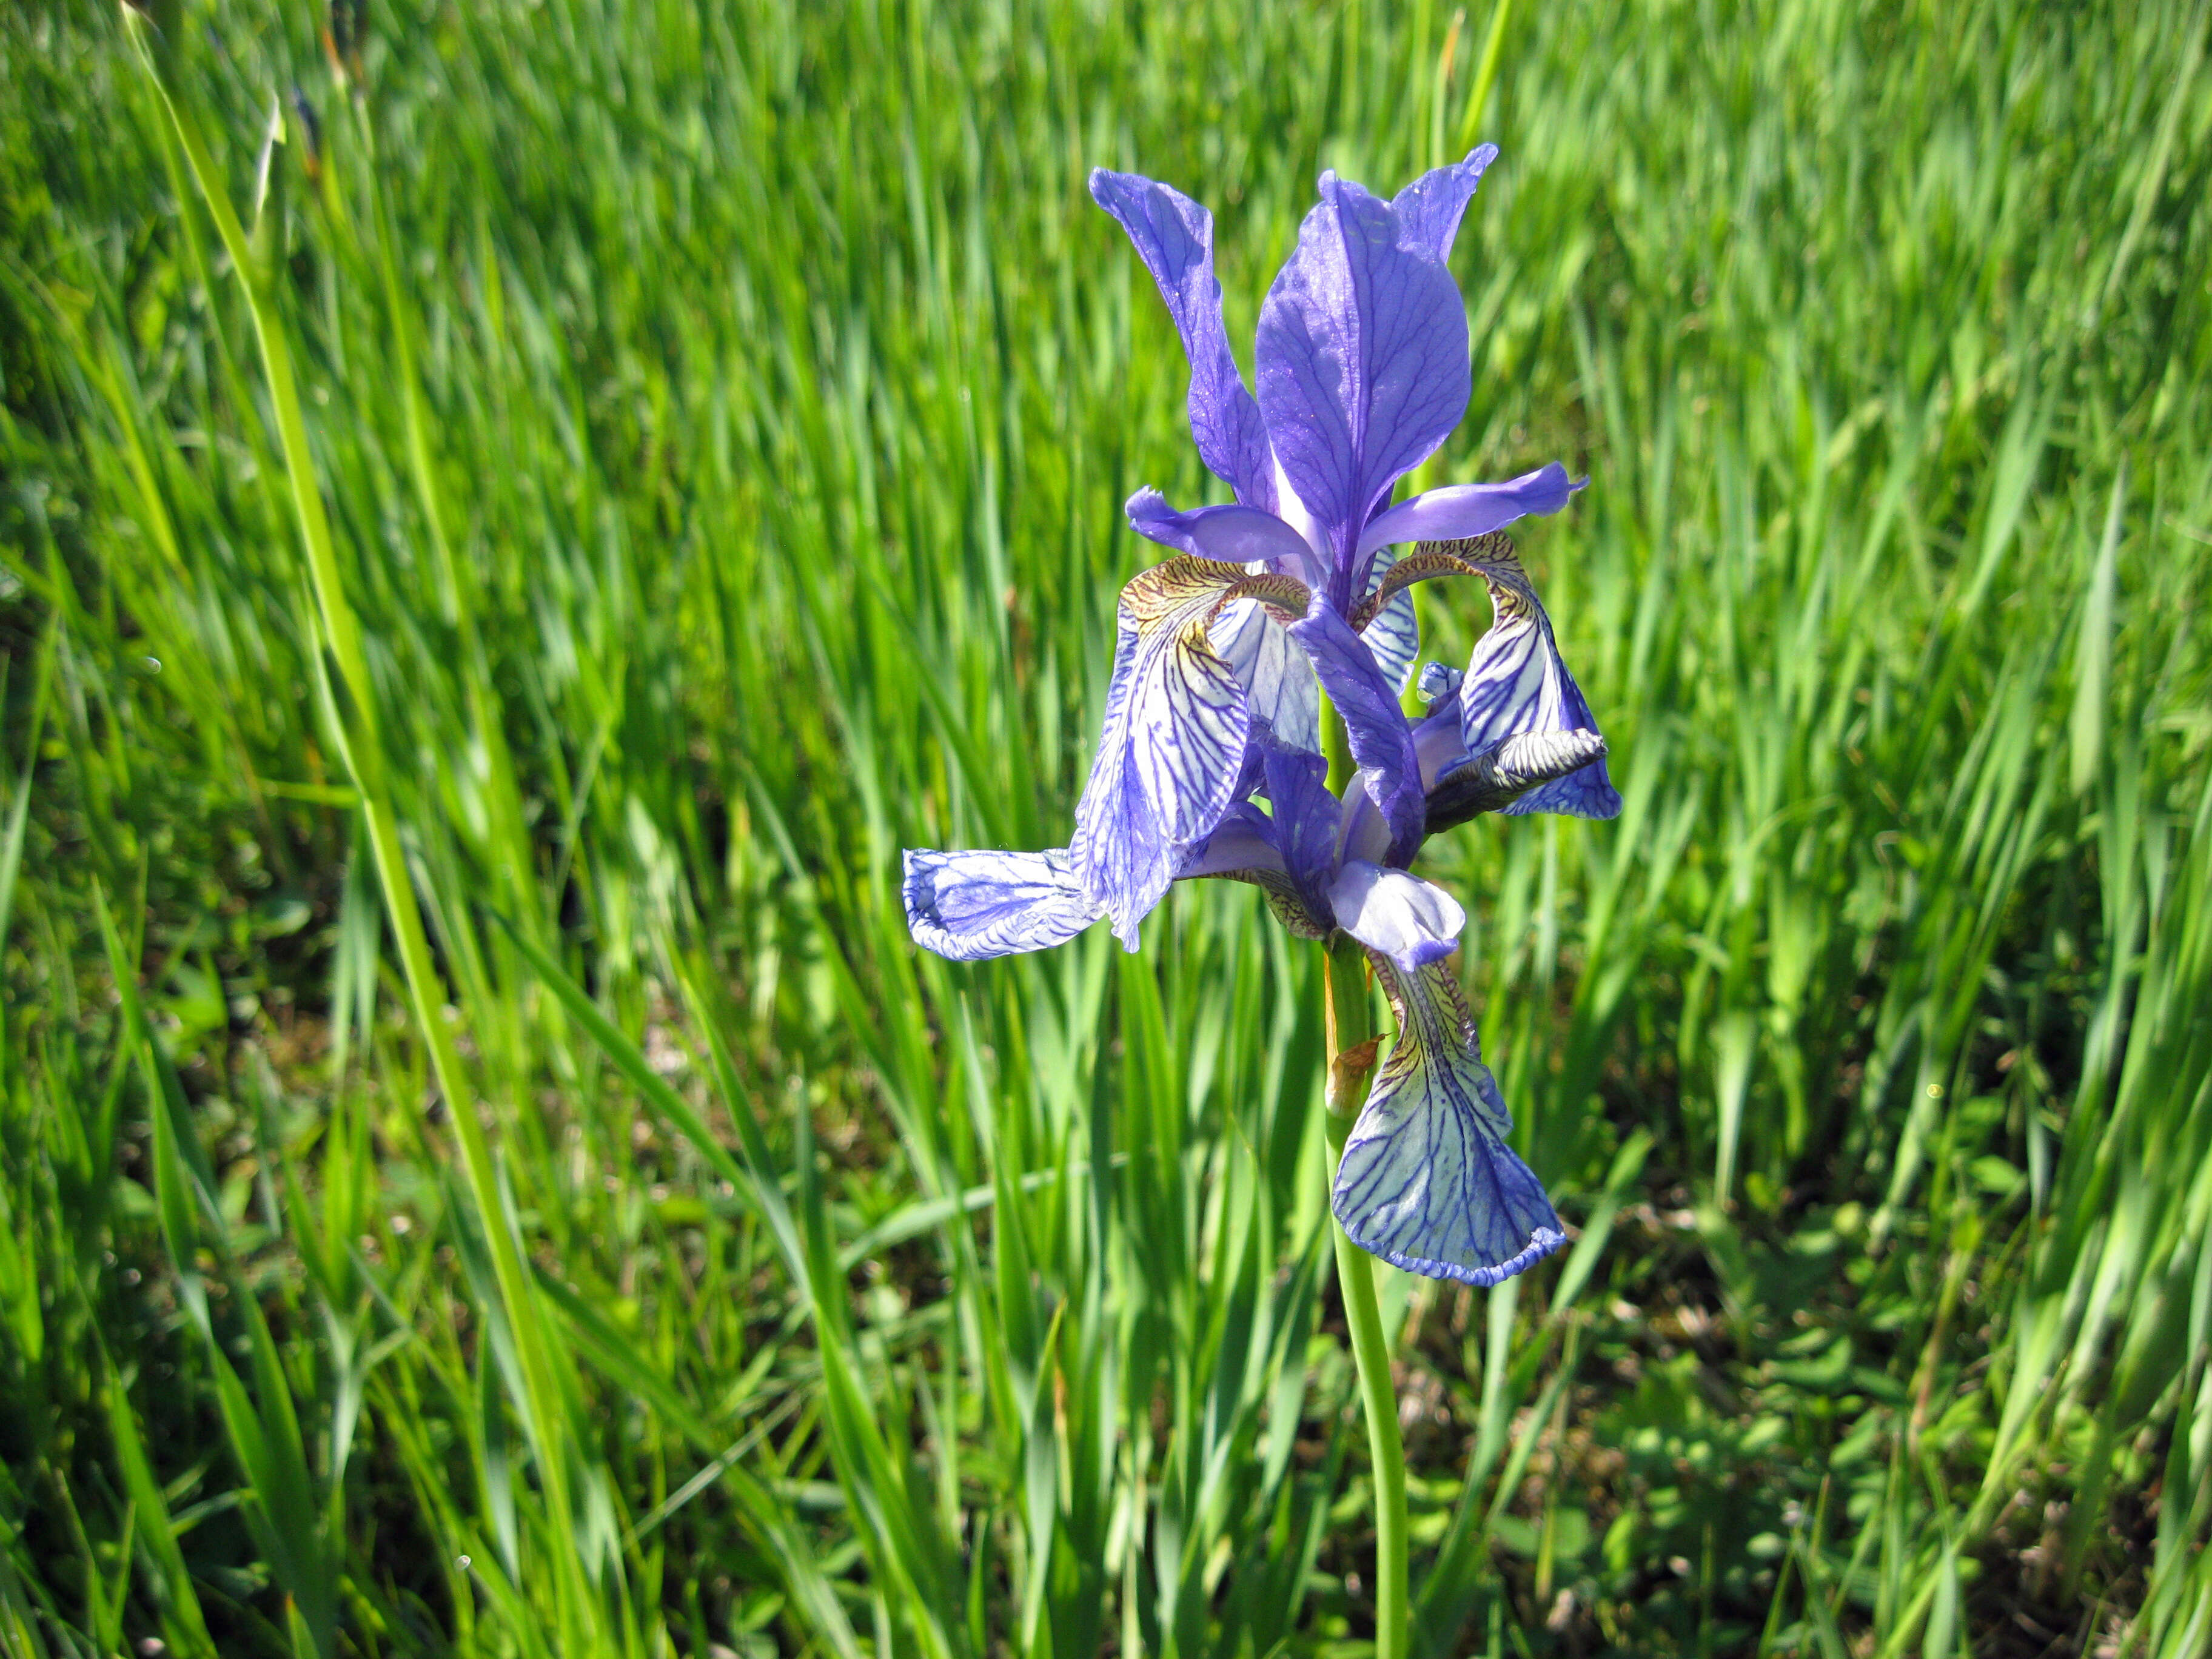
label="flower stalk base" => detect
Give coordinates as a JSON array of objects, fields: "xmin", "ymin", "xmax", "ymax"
[{"xmin": 1325, "ymin": 934, "xmax": 1410, "ymax": 1659}]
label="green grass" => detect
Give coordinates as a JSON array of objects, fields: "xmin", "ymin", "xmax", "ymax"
[{"xmin": 3, "ymin": 0, "xmax": 2210, "ymax": 1653}]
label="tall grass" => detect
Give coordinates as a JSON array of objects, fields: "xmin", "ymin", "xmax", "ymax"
[{"xmin": 2, "ymin": 0, "xmax": 2208, "ymax": 1654}]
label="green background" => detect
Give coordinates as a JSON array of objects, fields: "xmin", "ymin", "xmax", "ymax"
[{"xmin": 3, "ymin": 0, "xmax": 2209, "ymax": 1653}]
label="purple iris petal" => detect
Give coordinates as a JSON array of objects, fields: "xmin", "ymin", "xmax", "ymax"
[
  {"xmin": 1288, "ymin": 600, "xmax": 1426, "ymax": 863},
  {"xmin": 1261, "ymin": 740, "xmax": 1342, "ymax": 923},
  {"xmin": 1456, "ymin": 560, "xmax": 1621, "ymax": 820},
  {"xmin": 1354, "ymin": 463, "xmax": 1578, "ymax": 560},
  {"xmin": 1091, "ymin": 170, "xmax": 1276, "ymax": 511},
  {"xmin": 1326, "ymin": 863, "xmax": 1464, "ymax": 973},
  {"xmin": 1071, "ymin": 565, "xmax": 1254, "ymax": 947},
  {"xmin": 1126, "ymin": 491, "xmax": 1320, "ymax": 581},
  {"xmin": 904, "ymin": 848, "xmax": 1104, "ymax": 961},
  {"xmin": 1331, "ymin": 957, "xmax": 1566, "ymax": 1286},
  {"xmin": 1174, "ymin": 803, "xmax": 1287, "ymax": 878},
  {"xmin": 1256, "ymin": 174, "xmax": 1470, "ymax": 599},
  {"xmin": 1358, "ymin": 548, "xmax": 1421, "ymax": 693},
  {"xmin": 1336, "ymin": 768, "xmax": 1396, "ymax": 867},
  {"xmin": 1389, "ymin": 144, "xmax": 1500, "ymax": 261}
]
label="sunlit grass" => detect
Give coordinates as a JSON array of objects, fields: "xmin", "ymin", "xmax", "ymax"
[{"xmin": 2, "ymin": 1, "xmax": 2208, "ymax": 1654}]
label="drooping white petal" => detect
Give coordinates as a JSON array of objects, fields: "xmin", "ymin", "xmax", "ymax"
[
  {"xmin": 1331, "ymin": 957, "xmax": 1566, "ymax": 1286},
  {"xmin": 1071, "ymin": 557, "xmax": 1258, "ymax": 945}
]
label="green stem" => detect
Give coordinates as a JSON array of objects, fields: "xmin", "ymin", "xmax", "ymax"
[{"xmin": 1324, "ymin": 934, "xmax": 1409, "ymax": 1659}]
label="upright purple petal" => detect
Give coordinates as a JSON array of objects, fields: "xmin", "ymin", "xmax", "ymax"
[
  {"xmin": 1331, "ymin": 956, "xmax": 1566, "ymax": 1286},
  {"xmin": 1091, "ymin": 170, "xmax": 1276, "ymax": 509},
  {"xmin": 905, "ymin": 848, "xmax": 1104, "ymax": 961},
  {"xmin": 1354, "ymin": 464, "xmax": 1578, "ymax": 560},
  {"xmin": 1287, "ymin": 600, "xmax": 1426, "ymax": 863},
  {"xmin": 1389, "ymin": 144, "xmax": 1500, "ymax": 262},
  {"xmin": 1255, "ymin": 175, "xmax": 1470, "ymax": 598}
]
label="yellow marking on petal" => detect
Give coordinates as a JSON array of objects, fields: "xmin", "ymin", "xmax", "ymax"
[{"xmin": 1347, "ymin": 532, "xmax": 1522, "ymax": 632}]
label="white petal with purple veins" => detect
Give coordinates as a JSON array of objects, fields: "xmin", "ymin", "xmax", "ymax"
[
  {"xmin": 1358, "ymin": 547, "xmax": 1421, "ymax": 694},
  {"xmin": 1071, "ymin": 558, "xmax": 1258, "ymax": 945},
  {"xmin": 1212, "ymin": 596, "xmax": 1321, "ymax": 753},
  {"xmin": 1452, "ymin": 548, "xmax": 1621, "ymax": 819},
  {"xmin": 1332, "ymin": 957, "xmax": 1566, "ymax": 1286},
  {"xmin": 904, "ymin": 848, "xmax": 1104, "ymax": 962}
]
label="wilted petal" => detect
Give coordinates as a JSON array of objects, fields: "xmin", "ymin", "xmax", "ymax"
[
  {"xmin": 904, "ymin": 848, "xmax": 1104, "ymax": 962},
  {"xmin": 1331, "ymin": 956, "xmax": 1566, "ymax": 1285},
  {"xmin": 1389, "ymin": 144, "xmax": 1499, "ymax": 261},
  {"xmin": 1353, "ymin": 464, "xmax": 1578, "ymax": 562},
  {"xmin": 1091, "ymin": 170, "xmax": 1276, "ymax": 508},
  {"xmin": 1256, "ymin": 175, "xmax": 1470, "ymax": 586},
  {"xmin": 1326, "ymin": 862, "xmax": 1464, "ymax": 973},
  {"xmin": 1072, "ymin": 558, "xmax": 1256, "ymax": 945},
  {"xmin": 1288, "ymin": 600, "xmax": 1426, "ymax": 863}
]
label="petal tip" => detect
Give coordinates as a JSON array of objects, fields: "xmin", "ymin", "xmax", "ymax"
[{"xmin": 1336, "ymin": 1210, "xmax": 1567, "ymax": 1287}]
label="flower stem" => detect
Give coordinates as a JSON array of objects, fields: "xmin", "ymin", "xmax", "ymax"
[{"xmin": 1324, "ymin": 934, "xmax": 1410, "ymax": 1659}]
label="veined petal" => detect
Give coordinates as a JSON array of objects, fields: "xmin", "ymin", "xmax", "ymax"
[
  {"xmin": 1358, "ymin": 546, "xmax": 1421, "ymax": 694},
  {"xmin": 1389, "ymin": 144, "xmax": 1500, "ymax": 261},
  {"xmin": 1331, "ymin": 956, "xmax": 1566, "ymax": 1286},
  {"xmin": 1127, "ymin": 491, "xmax": 1321, "ymax": 583},
  {"xmin": 904, "ymin": 848, "xmax": 1104, "ymax": 962},
  {"xmin": 1071, "ymin": 557, "xmax": 1257, "ymax": 945},
  {"xmin": 1262, "ymin": 740, "xmax": 1342, "ymax": 922},
  {"xmin": 1353, "ymin": 464, "xmax": 1577, "ymax": 562},
  {"xmin": 1091, "ymin": 170, "xmax": 1276, "ymax": 508},
  {"xmin": 1212, "ymin": 595, "xmax": 1322, "ymax": 753},
  {"xmin": 1256, "ymin": 173, "xmax": 1471, "ymax": 592},
  {"xmin": 1449, "ymin": 539, "xmax": 1621, "ymax": 819},
  {"xmin": 1287, "ymin": 600, "xmax": 1426, "ymax": 863},
  {"xmin": 1173, "ymin": 801, "xmax": 1332, "ymax": 939},
  {"xmin": 1327, "ymin": 862, "xmax": 1464, "ymax": 973},
  {"xmin": 1426, "ymin": 729, "xmax": 1611, "ymax": 833}
]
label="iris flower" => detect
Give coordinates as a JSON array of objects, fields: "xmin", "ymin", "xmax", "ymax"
[{"xmin": 903, "ymin": 149, "xmax": 1620, "ymax": 1286}]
